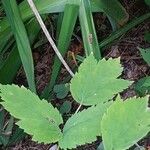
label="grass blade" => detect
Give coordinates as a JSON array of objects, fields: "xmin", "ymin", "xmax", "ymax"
[
  {"xmin": 0, "ymin": 0, "xmax": 103, "ymax": 57},
  {"xmin": 56, "ymin": 13, "xmax": 64, "ymax": 41},
  {"xmin": 99, "ymin": 12, "xmax": 150, "ymax": 49},
  {"xmin": 2, "ymin": 0, "xmax": 36, "ymax": 93},
  {"xmin": 41, "ymin": 4, "xmax": 79, "ymax": 99},
  {"xmin": 0, "ymin": 0, "xmax": 100, "ymax": 43},
  {"xmin": 79, "ymin": 0, "xmax": 101, "ymax": 60},
  {"xmin": 0, "ymin": 18, "xmax": 41, "ymax": 84}
]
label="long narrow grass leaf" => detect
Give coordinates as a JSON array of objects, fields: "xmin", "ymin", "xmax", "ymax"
[
  {"xmin": 0, "ymin": 0, "xmax": 100, "ymax": 52},
  {"xmin": 41, "ymin": 4, "xmax": 79, "ymax": 99},
  {"xmin": 2, "ymin": 0, "xmax": 36, "ymax": 93},
  {"xmin": 79, "ymin": 0, "xmax": 101, "ymax": 60},
  {"xmin": 100, "ymin": 13, "xmax": 150, "ymax": 49},
  {"xmin": 0, "ymin": 18, "xmax": 41, "ymax": 84}
]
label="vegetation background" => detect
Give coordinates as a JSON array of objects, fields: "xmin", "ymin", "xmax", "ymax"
[{"xmin": 0, "ymin": 0, "xmax": 150, "ymax": 149}]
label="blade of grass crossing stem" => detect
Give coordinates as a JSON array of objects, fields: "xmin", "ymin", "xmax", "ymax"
[
  {"xmin": 79, "ymin": 0, "xmax": 101, "ymax": 60},
  {"xmin": 2, "ymin": 0, "xmax": 36, "ymax": 93},
  {"xmin": 0, "ymin": 0, "xmax": 100, "ymax": 36},
  {"xmin": 0, "ymin": 0, "xmax": 102, "ymax": 57},
  {"xmin": 1, "ymin": 13, "xmax": 149, "ymax": 63},
  {"xmin": 0, "ymin": 0, "xmax": 143, "ymax": 56},
  {"xmin": 0, "ymin": 0, "xmax": 68, "ymax": 54},
  {"xmin": 99, "ymin": 12, "xmax": 150, "ymax": 49},
  {"xmin": 41, "ymin": 4, "xmax": 79, "ymax": 99},
  {"xmin": 0, "ymin": 18, "xmax": 41, "ymax": 84},
  {"xmin": 0, "ymin": 0, "xmax": 65, "ymax": 34}
]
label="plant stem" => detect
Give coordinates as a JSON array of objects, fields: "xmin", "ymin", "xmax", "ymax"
[{"xmin": 27, "ymin": 0, "xmax": 74, "ymax": 77}]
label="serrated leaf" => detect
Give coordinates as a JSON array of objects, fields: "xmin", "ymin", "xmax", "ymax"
[
  {"xmin": 59, "ymin": 101, "xmax": 112, "ymax": 149},
  {"xmin": 0, "ymin": 84, "xmax": 63, "ymax": 144},
  {"xmin": 139, "ymin": 47, "xmax": 150, "ymax": 65},
  {"xmin": 101, "ymin": 97, "xmax": 150, "ymax": 150},
  {"xmin": 70, "ymin": 54, "xmax": 131, "ymax": 105}
]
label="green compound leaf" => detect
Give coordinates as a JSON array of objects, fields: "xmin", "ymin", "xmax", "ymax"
[
  {"xmin": 101, "ymin": 97, "xmax": 150, "ymax": 150},
  {"xmin": 0, "ymin": 84, "xmax": 63, "ymax": 144},
  {"xmin": 70, "ymin": 54, "xmax": 131, "ymax": 105},
  {"xmin": 59, "ymin": 101, "xmax": 112, "ymax": 149}
]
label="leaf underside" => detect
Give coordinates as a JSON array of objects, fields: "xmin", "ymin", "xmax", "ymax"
[
  {"xmin": 0, "ymin": 84, "xmax": 63, "ymax": 144},
  {"xmin": 101, "ymin": 97, "xmax": 150, "ymax": 150},
  {"xmin": 59, "ymin": 101, "xmax": 112, "ymax": 149},
  {"xmin": 70, "ymin": 54, "xmax": 131, "ymax": 106}
]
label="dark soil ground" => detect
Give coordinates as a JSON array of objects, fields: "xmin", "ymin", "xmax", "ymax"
[{"xmin": 1, "ymin": 0, "xmax": 150, "ymax": 149}]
